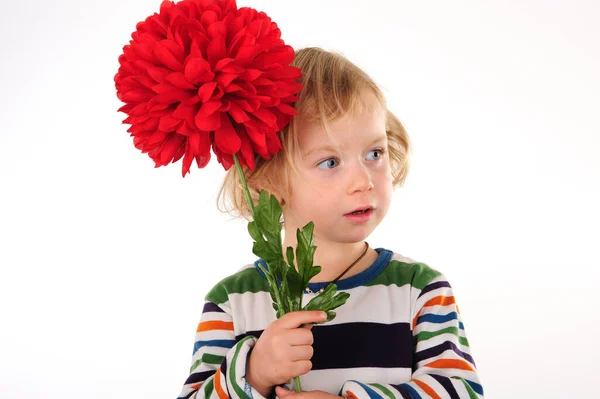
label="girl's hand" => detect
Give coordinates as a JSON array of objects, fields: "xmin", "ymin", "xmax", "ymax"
[
  {"xmin": 246, "ymin": 311, "xmax": 327, "ymax": 397},
  {"xmin": 275, "ymin": 386, "xmax": 344, "ymax": 399}
]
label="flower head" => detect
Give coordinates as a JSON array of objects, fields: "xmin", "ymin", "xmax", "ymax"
[{"xmin": 115, "ymin": 0, "xmax": 302, "ymax": 176}]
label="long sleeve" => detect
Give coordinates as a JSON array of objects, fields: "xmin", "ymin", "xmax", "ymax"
[
  {"xmin": 177, "ymin": 300, "xmax": 263, "ymax": 399},
  {"xmin": 339, "ymin": 274, "xmax": 483, "ymax": 399}
]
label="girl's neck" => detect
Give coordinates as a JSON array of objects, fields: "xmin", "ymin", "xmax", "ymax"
[{"xmin": 282, "ymin": 237, "xmax": 379, "ymax": 283}]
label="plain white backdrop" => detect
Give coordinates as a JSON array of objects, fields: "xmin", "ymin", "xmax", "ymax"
[{"xmin": 1, "ymin": 0, "xmax": 599, "ymax": 397}]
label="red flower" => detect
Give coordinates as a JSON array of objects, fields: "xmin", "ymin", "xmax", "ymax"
[{"xmin": 115, "ymin": 0, "xmax": 302, "ymax": 176}]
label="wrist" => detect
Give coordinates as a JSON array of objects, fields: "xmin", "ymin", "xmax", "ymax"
[
  {"xmin": 246, "ymin": 372, "xmax": 273, "ymax": 398},
  {"xmin": 246, "ymin": 352, "xmax": 273, "ymax": 398}
]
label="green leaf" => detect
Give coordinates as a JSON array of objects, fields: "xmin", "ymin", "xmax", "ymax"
[
  {"xmin": 285, "ymin": 269, "xmax": 303, "ymax": 311},
  {"xmin": 307, "ymin": 265, "xmax": 322, "ymax": 281},
  {"xmin": 247, "ymin": 221, "xmax": 263, "ymax": 243},
  {"xmin": 295, "ymin": 222, "xmax": 318, "ymax": 286},
  {"xmin": 325, "ymin": 311, "xmax": 336, "ymax": 322},
  {"xmin": 303, "ymin": 283, "xmax": 350, "ymax": 321},
  {"xmin": 251, "ymin": 190, "xmax": 284, "ymax": 275},
  {"xmin": 286, "ymin": 246, "xmax": 295, "ymax": 269},
  {"xmin": 255, "ymin": 190, "xmax": 283, "ymax": 237}
]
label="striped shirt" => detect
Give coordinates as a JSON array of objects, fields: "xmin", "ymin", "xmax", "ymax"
[{"xmin": 177, "ymin": 248, "xmax": 483, "ymax": 399}]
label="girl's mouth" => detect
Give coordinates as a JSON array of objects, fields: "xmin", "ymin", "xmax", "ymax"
[
  {"xmin": 351, "ymin": 209, "xmax": 369, "ymax": 215},
  {"xmin": 344, "ymin": 208, "xmax": 374, "ymax": 222}
]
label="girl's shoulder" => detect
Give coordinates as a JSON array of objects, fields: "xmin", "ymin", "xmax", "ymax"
[
  {"xmin": 204, "ymin": 262, "xmax": 269, "ymax": 305},
  {"xmin": 367, "ymin": 250, "xmax": 447, "ymax": 291}
]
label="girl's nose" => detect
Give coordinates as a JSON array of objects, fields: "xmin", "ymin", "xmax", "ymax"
[{"xmin": 347, "ymin": 162, "xmax": 374, "ymax": 194}]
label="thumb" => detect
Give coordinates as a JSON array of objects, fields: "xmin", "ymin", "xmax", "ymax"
[{"xmin": 275, "ymin": 386, "xmax": 295, "ymax": 398}]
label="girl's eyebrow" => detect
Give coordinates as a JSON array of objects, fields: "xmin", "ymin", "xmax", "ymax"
[
  {"xmin": 302, "ymin": 145, "xmax": 338, "ymax": 159},
  {"xmin": 302, "ymin": 134, "xmax": 387, "ymax": 158},
  {"xmin": 368, "ymin": 135, "xmax": 388, "ymax": 146}
]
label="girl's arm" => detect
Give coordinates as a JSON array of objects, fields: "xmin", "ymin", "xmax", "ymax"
[
  {"xmin": 177, "ymin": 300, "xmax": 264, "ymax": 399},
  {"xmin": 339, "ymin": 274, "xmax": 483, "ymax": 398}
]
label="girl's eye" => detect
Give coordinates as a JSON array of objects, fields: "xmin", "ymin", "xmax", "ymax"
[
  {"xmin": 317, "ymin": 158, "xmax": 339, "ymax": 169},
  {"xmin": 366, "ymin": 148, "xmax": 385, "ymax": 161}
]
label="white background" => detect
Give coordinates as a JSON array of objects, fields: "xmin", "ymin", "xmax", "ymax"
[{"xmin": 1, "ymin": 0, "xmax": 599, "ymax": 398}]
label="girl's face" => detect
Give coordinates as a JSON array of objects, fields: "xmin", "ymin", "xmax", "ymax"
[{"xmin": 282, "ymin": 94, "xmax": 393, "ymax": 246}]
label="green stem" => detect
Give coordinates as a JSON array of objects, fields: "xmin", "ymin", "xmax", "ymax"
[
  {"xmin": 257, "ymin": 263, "xmax": 285, "ymax": 317},
  {"xmin": 233, "ymin": 153, "xmax": 303, "ymax": 392},
  {"xmin": 294, "ymin": 377, "xmax": 301, "ymax": 392},
  {"xmin": 233, "ymin": 153, "xmax": 255, "ymax": 216}
]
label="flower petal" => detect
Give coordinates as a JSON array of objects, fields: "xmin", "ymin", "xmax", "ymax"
[
  {"xmin": 172, "ymin": 103, "xmax": 198, "ymax": 126},
  {"xmin": 194, "ymin": 100, "xmax": 222, "ymax": 131},
  {"xmin": 251, "ymin": 108, "xmax": 277, "ymax": 127},
  {"xmin": 165, "ymin": 72, "xmax": 196, "ymax": 90},
  {"xmin": 197, "ymin": 82, "xmax": 218, "ymax": 102},
  {"xmin": 214, "ymin": 114, "xmax": 240, "ymax": 154},
  {"xmin": 158, "ymin": 114, "xmax": 181, "ymax": 131},
  {"xmin": 238, "ymin": 127, "xmax": 256, "ymax": 170},
  {"xmin": 184, "ymin": 57, "xmax": 214, "ymax": 85},
  {"xmin": 207, "ymin": 36, "xmax": 226, "ymax": 67},
  {"xmin": 228, "ymin": 101, "xmax": 250, "ymax": 123},
  {"xmin": 159, "ymin": 134, "xmax": 185, "ymax": 166},
  {"xmin": 154, "ymin": 41, "xmax": 184, "ymax": 71}
]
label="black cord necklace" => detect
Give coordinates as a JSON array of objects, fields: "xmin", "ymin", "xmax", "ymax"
[{"xmin": 304, "ymin": 242, "xmax": 369, "ymax": 294}]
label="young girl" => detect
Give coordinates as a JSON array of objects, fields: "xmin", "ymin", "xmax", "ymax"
[{"xmin": 177, "ymin": 47, "xmax": 483, "ymax": 399}]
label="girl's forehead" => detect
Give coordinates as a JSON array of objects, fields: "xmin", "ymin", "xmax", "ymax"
[{"xmin": 298, "ymin": 105, "xmax": 387, "ymax": 148}]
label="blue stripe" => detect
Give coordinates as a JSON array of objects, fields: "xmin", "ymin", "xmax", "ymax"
[
  {"xmin": 416, "ymin": 312, "xmax": 458, "ymax": 325},
  {"xmin": 401, "ymin": 384, "xmax": 422, "ymax": 398},
  {"xmin": 465, "ymin": 379, "xmax": 484, "ymax": 396},
  {"xmin": 347, "ymin": 381, "xmax": 384, "ymax": 399},
  {"xmin": 193, "ymin": 339, "xmax": 235, "ymax": 355},
  {"xmin": 459, "ymin": 321, "xmax": 465, "ymax": 330}
]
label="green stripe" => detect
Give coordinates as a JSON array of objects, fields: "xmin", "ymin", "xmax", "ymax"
[
  {"xmin": 206, "ymin": 267, "xmax": 270, "ymax": 304},
  {"xmin": 370, "ymin": 383, "xmax": 396, "ymax": 399},
  {"xmin": 416, "ymin": 326, "xmax": 470, "ymax": 347},
  {"xmin": 452, "ymin": 377, "xmax": 479, "ymax": 399},
  {"xmin": 228, "ymin": 336, "xmax": 255, "ymax": 398},
  {"xmin": 190, "ymin": 360, "xmax": 201, "ymax": 373},
  {"xmin": 363, "ymin": 261, "xmax": 441, "ymax": 290},
  {"xmin": 202, "ymin": 353, "xmax": 225, "ymax": 365},
  {"xmin": 205, "ymin": 260, "xmax": 441, "ymax": 304},
  {"xmin": 204, "ymin": 378, "xmax": 214, "ymax": 398}
]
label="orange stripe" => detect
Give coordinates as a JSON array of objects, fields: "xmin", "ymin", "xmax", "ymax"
[
  {"xmin": 197, "ymin": 320, "xmax": 234, "ymax": 333},
  {"xmin": 424, "ymin": 295, "xmax": 456, "ymax": 308},
  {"xmin": 412, "ymin": 296, "xmax": 456, "ymax": 328},
  {"xmin": 191, "ymin": 383, "xmax": 202, "ymax": 390},
  {"xmin": 214, "ymin": 369, "xmax": 228, "ymax": 399},
  {"xmin": 414, "ymin": 380, "xmax": 441, "ymax": 399},
  {"xmin": 345, "ymin": 390, "xmax": 359, "ymax": 399},
  {"xmin": 424, "ymin": 358, "xmax": 475, "ymax": 372}
]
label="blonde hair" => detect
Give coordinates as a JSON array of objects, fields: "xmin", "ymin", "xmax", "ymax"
[{"xmin": 217, "ymin": 47, "xmax": 411, "ymax": 220}]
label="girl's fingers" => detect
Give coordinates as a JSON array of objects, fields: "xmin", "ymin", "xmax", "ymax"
[
  {"xmin": 278, "ymin": 311, "xmax": 327, "ymax": 329},
  {"xmin": 292, "ymin": 359, "xmax": 313, "ymax": 377},
  {"xmin": 275, "ymin": 386, "xmax": 295, "ymax": 398},
  {"xmin": 288, "ymin": 344, "xmax": 314, "ymax": 361},
  {"xmin": 285, "ymin": 328, "xmax": 314, "ymax": 346}
]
